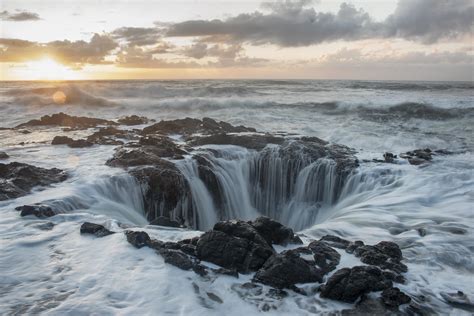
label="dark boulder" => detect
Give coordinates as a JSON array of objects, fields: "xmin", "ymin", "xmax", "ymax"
[
  {"xmin": 250, "ymin": 216, "xmax": 300, "ymax": 246},
  {"xmin": 440, "ymin": 291, "xmax": 474, "ymax": 312},
  {"xmin": 354, "ymin": 241, "xmax": 407, "ymax": 273},
  {"xmin": 86, "ymin": 127, "xmax": 128, "ymax": 145},
  {"xmin": 319, "ymin": 235, "xmax": 351, "ymax": 249},
  {"xmin": 125, "ymin": 231, "xmax": 151, "ymax": 248},
  {"xmin": 383, "ymin": 152, "xmax": 397, "ymax": 163},
  {"xmin": 196, "ymin": 221, "xmax": 275, "ymax": 273},
  {"xmin": 381, "ymin": 287, "xmax": 411, "ymax": 308},
  {"xmin": 308, "ymin": 241, "xmax": 341, "ymax": 273},
  {"xmin": 189, "ymin": 133, "xmax": 284, "ymax": 150},
  {"xmin": 52, "ymin": 136, "xmax": 93, "ymax": 148},
  {"xmin": 0, "ymin": 162, "xmax": 68, "ymax": 201},
  {"xmin": 0, "ymin": 151, "xmax": 8, "ymax": 160},
  {"xmin": 15, "ymin": 204, "xmax": 58, "ymax": 218},
  {"xmin": 158, "ymin": 248, "xmax": 195, "ymax": 270},
  {"xmin": 253, "ymin": 248, "xmax": 324, "ymax": 289},
  {"xmin": 118, "ymin": 115, "xmax": 150, "ymax": 126},
  {"xmin": 80, "ymin": 222, "xmax": 114, "ymax": 237},
  {"xmin": 400, "ymin": 148, "xmax": 433, "ymax": 165},
  {"xmin": 345, "ymin": 240, "xmax": 364, "ymax": 254},
  {"xmin": 341, "ymin": 296, "xmax": 397, "ymax": 316},
  {"xmin": 149, "ymin": 216, "xmax": 182, "ymax": 228},
  {"xmin": 16, "ymin": 112, "xmax": 117, "ymax": 129},
  {"xmin": 320, "ymin": 266, "xmax": 392, "ymax": 303}
]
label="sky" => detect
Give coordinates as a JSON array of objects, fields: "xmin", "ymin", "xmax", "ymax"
[{"xmin": 0, "ymin": 0, "xmax": 473, "ymax": 81}]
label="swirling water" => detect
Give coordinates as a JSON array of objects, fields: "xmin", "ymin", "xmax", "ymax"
[{"xmin": 0, "ymin": 79, "xmax": 473, "ymax": 315}]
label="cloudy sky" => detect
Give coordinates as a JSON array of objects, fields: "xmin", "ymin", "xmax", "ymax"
[{"xmin": 0, "ymin": 0, "xmax": 472, "ymax": 80}]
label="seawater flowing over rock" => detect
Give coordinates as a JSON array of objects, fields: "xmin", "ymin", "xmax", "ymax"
[{"xmin": 106, "ymin": 118, "xmax": 359, "ymax": 230}]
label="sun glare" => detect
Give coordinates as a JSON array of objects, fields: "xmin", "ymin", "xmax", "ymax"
[{"xmin": 23, "ymin": 58, "xmax": 82, "ymax": 80}]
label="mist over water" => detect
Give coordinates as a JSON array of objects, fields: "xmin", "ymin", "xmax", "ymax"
[{"xmin": 0, "ymin": 80, "xmax": 473, "ymax": 314}]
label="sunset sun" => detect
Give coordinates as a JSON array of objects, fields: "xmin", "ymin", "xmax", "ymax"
[{"xmin": 23, "ymin": 58, "xmax": 82, "ymax": 80}]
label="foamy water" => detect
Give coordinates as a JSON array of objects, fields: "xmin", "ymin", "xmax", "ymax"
[{"xmin": 0, "ymin": 80, "xmax": 473, "ymax": 315}]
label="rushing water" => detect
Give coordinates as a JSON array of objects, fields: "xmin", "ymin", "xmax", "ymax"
[{"xmin": 0, "ymin": 80, "xmax": 473, "ymax": 315}]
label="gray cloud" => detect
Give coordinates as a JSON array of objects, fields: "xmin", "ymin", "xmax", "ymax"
[
  {"xmin": 182, "ymin": 43, "xmax": 243, "ymax": 59},
  {"xmin": 0, "ymin": 10, "xmax": 41, "ymax": 21},
  {"xmin": 112, "ymin": 27, "xmax": 164, "ymax": 46},
  {"xmin": 167, "ymin": 0, "xmax": 473, "ymax": 46},
  {"xmin": 0, "ymin": 34, "xmax": 117, "ymax": 67}
]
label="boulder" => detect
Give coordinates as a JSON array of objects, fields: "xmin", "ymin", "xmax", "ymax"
[
  {"xmin": 52, "ymin": 136, "xmax": 93, "ymax": 148},
  {"xmin": 354, "ymin": 241, "xmax": 407, "ymax": 273},
  {"xmin": 86, "ymin": 127, "xmax": 128, "ymax": 145},
  {"xmin": 381, "ymin": 287, "xmax": 411, "ymax": 308},
  {"xmin": 253, "ymin": 248, "xmax": 324, "ymax": 289},
  {"xmin": 319, "ymin": 235, "xmax": 351, "ymax": 249},
  {"xmin": 320, "ymin": 266, "xmax": 392, "ymax": 303},
  {"xmin": 440, "ymin": 291, "xmax": 474, "ymax": 312},
  {"xmin": 80, "ymin": 222, "xmax": 114, "ymax": 237},
  {"xmin": 189, "ymin": 133, "xmax": 284, "ymax": 150},
  {"xmin": 0, "ymin": 162, "xmax": 68, "ymax": 201},
  {"xmin": 308, "ymin": 241, "xmax": 341, "ymax": 273},
  {"xmin": 196, "ymin": 220, "xmax": 275, "ymax": 273},
  {"xmin": 158, "ymin": 248, "xmax": 195, "ymax": 270},
  {"xmin": 250, "ymin": 216, "xmax": 300, "ymax": 246},
  {"xmin": 15, "ymin": 204, "xmax": 58, "ymax": 218},
  {"xmin": 125, "ymin": 231, "xmax": 151, "ymax": 248},
  {"xmin": 0, "ymin": 151, "xmax": 8, "ymax": 160},
  {"xmin": 16, "ymin": 112, "xmax": 117, "ymax": 129}
]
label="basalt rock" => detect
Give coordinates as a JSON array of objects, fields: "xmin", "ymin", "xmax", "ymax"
[
  {"xmin": 125, "ymin": 231, "xmax": 151, "ymax": 248},
  {"xmin": 308, "ymin": 241, "xmax": 341, "ymax": 273},
  {"xmin": 86, "ymin": 126, "xmax": 128, "ymax": 145},
  {"xmin": 250, "ymin": 216, "xmax": 301, "ymax": 246},
  {"xmin": 0, "ymin": 162, "xmax": 68, "ymax": 201},
  {"xmin": 15, "ymin": 204, "xmax": 58, "ymax": 218},
  {"xmin": 52, "ymin": 136, "xmax": 93, "ymax": 148},
  {"xmin": 320, "ymin": 265, "xmax": 392, "ymax": 303},
  {"xmin": 319, "ymin": 235, "xmax": 351, "ymax": 249},
  {"xmin": 118, "ymin": 115, "xmax": 150, "ymax": 126},
  {"xmin": 0, "ymin": 151, "xmax": 8, "ymax": 160},
  {"xmin": 381, "ymin": 287, "xmax": 411, "ymax": 308},
  {"xmin": 354, "ymin": 241, "xmax": 407, "ymax": 273},
  {"xmin": 149, "ymin": 216, "xmax": 182, "ymax": 228},
  {"xmin": 141, "ymin": 117, "xmax": 256, "ymax": 136},
  {"xmin": 253, "ymin": 248, "xmax": 324, "ymax": 289},
  {"xmin": 196, "ymin": 220, "xmax": 275, "ymax": 273},
  {"xmin": 189, "ymin": 133, "xmax": 285, "ymax": 150},
  {"xmin": 80, "ymin": 222, "xmax": 114, "ymax": 237},
  {"xmin": 158, "ymin": 248, "xmax": 196, "ymax": 271},
  {"xmin": 16, "ymin": 112, "xmax": 117, "ymax": 129}
]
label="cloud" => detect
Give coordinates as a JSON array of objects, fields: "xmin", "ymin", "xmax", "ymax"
[
  {"xmin": 112, "ymin": 27, "xmax": 164, "ymax": 46},
  {"xmin": 181, "ymin": 43, "xmax": 243, "ymax": 59},
  {"xmin": 167, "ymin": 0, "xmax": 473, "ymax": 46},
  {"xmin": 0, "ymin": 34, "xmax": 117, "ymax": 67},
  {"xmin": 0, "ymin": 10, "xmax": 41, "ymax": 21}
]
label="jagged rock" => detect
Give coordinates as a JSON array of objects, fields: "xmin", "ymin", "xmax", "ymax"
[
  {"xmin": 320, "ymin": 266, "xmax": 392, "ymax": 303},
  {"xmin": 342, "ymin": 296, "xmax": 397, "ymax": 316},
  {"xmin": 51, "ymin": 136, "xmax": 93, "ymax": 148},
  {"xmin": 0, "ymin": 162, "xmax": 68, "ymax": 201},
  {"xmin": 16, "ymin": 112, "xmax": 117, "ymax": 129},
  {"xmin": 354, "ymin": 241, "xmax": 407, "ymax": 273},
  {"xmin": 381, "ymin": 287, "xmax": 411, "ymax": 308},
  {"xmin": 158, "ymin": 248, "xmax": 195, "ymax": 270},
  {"xmin": 253, "ymin": 248, "xmax": 324, "ymax": 289},
  {"xmin": 141, "ymin": 117, "xmax": 256, "ymax": 136},
  {"xmin": 383, "ymin": 152, "xmax": 397, "ymax": 163},
  {"xmin": 440, "ymin": 291, "xmax": 474, "ymax": 312},
  {"xmin": 125, "ymin": 231, "xmax": 151, "ymax": 248},
  {"xmin": 80, "ymin": 222, "xmax": 114, "ymax": 237},
  {"xmin": 212, "ymin": 267, "xmax": 239, "ymax": 278},
  {"xmin": 189, "ymin": 133, "xmax": 284, "ymax": 150},
  {"xmin": 345, "ymin": 240, "xmax": 364, "ymax": 254},
  {"xmin": 0, "ymin": 152, "xmax": 8, "ymax": 160},
  {"xmin": 86, "ymin": 127, "xmax": 127, "ymax": 145},
  {"xmin": 319, "ymin": 235, "xmax": 351, "ymax": 249},
  {"xmin": 308, "ymin": 241, "xmax": 341, "ymax": 273},
  {"xmin": 15, "ymin": 204, "xmax": 58, "ymax": 218},
  {"xmin": 196, "ymin": 220, "xmax": 275, "ymax": 273},
  {"xmin": 149, "ymin": 216, "xmax": 182, "ymax": 228},
  {"xmin": 118, "ymin": 115, "xmax": 150, "ymax": 126},
  {"xmin": 400, "ymin": 148, "xmax": 433, "ymax": 165},
  {"xmin": 250, "ymin": 216, "xmax": 300, "ymax": 246}
]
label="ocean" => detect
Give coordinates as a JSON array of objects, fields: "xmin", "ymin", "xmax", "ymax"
[{"xmin": 0, "ymin": 79, "xmax": 473, "ymax": 314}]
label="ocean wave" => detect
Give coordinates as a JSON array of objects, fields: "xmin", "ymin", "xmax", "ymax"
[
  {"xmin": 347, "ymin": 81, "xmax": 474, "ymax": 91},
  {"xmin": 4, "ymin": 85, "xmax": 116, "ymax": 107}
]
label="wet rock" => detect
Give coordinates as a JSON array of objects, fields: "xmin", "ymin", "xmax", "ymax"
[
  {"xmin": 345, "ymin": 240, "xmax": 364, "ymax": 254},
  {"xmin": 383, "ymin": 152, "xmax": 397, "ymax": 163},
  {"xmin": 149, "ymin": 216, "xmax": 182, "ymax": 228},
  {"xmin": 80, "ymin": 222, "xmax": 114, "ymax": 237},
  {"xmin": 0, "ymin": 152, "xmax": 8, "ymax": 160},
  {"xmin": 319, "ymin": 235, "xmax": 351, "ymax": 249},
  {"xmin": 212, "ymin": 267, "xmax": 239, "ymax": 278},
  {"xmin": 250, "ymin": 216, "xmax": 300, "ymax": 246},
  {"xmin": 253, "ymin": 248, "xmax": 324, "ymax": 289},
  {"xmin": 141, "ymin": 117, "xmax": 256, "ymax": 136},
  {"xmin": 158, "ymin": 248, "xmax": 195, "ymax": 270},
  {"xmin": 86, "ymin": 127, "xmax": 128, "ymax": 145},
  {"xmin": 51, "ymin": 136, "xmax": 93, "ymax": 148},
  {"xmin": 381, "ymin": 287, "xmax": 411, "ymax": 308},
  {"xmin": 354, "ymin": 241, "xmax": 407, "ymax": 273},
  {"xmin": 400, "ymin": 148, "xmax": 433, "ymax": 165},
  {"xmin": 196, "ymin": 220, "xmax": 275, "ymax": 273},
  {"xmin": 15, "ymin": 204, "xmax": 58, "ymax": 218},
  {"xmin": 0, "ymin": 162, "xmax": 68, "ymax": 201},
  {"xmin": 341, "ymin": 296, "xmax": 396, "ymax": 316},
  {"xmin": 16, "ymin": 112, "xmax": 117, "ymax": 129},
  {"xmin": 308, "ymin": 241, "xmax": 341, "ymax": 273},
  {"xmin": 189, "ymin": 133, "xmax": 284, "ymax": 150},
  {"xmin": 125, "ymin": 231, "xmax": 151, "ymax": 248},
  {"xmin": 118, "ymin": 115, "xmax": 150, "ymax": 126},
  {"xmin": 320, "ymin": 266, "xmax": 392, "ymax": 303},
  {"xmin": 440, "ymin": 291, "xmax": 474, "ymax": 312}
]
